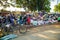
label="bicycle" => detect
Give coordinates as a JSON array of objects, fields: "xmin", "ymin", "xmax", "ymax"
[
  {"xmin": 18, "ymin": 24, "xmax": 27, "ymax": 34},
  {"xmin": 0, "ymin": 23, "xmax": 8, "ymax": 38}
]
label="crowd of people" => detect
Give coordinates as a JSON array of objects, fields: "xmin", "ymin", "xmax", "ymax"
[{"xmin": 0, "ymin": 11, "xmax": 59, "ymax": 27}]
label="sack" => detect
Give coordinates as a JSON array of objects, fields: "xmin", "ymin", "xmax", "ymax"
[
  {"xmin": 31, "ymin": 19, "xmax": 33, "ymax": 23},
  {"xmin": 32, "ymin": 21, "xmax": 38, "ymax": 26},
  {"xmin": 38, "ymin": 21, "xmax": 41, "ymax": 25}
]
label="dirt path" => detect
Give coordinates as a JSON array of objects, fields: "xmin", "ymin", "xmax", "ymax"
[{"xmin": 13, "ymin": 24, "xmax": 60, "ymax": 40}]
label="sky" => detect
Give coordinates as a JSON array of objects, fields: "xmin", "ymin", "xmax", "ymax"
[{"xmin": 50, "ymin": 0, "xmax": 60, "ymax": 12}]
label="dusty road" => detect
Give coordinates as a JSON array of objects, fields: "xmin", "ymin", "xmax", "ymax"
[{"xmin": 13, "ymin": 24, "xmax": 60, "ymax": 40}]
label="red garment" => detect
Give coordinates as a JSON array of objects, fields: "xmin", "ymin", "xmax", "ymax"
[{"xmin": 27, "ymin": 17, "xmax": 30, "ymax": 24}]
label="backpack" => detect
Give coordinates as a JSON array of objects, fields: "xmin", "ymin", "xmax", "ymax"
[{"xmin": 23, "ymin": 16, "xmax": 27, "ymax": 24}]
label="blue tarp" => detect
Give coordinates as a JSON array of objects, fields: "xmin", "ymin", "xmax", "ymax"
[{"xmin": 1, "ymin": 34, "xmax": 17, "ymax": 40}]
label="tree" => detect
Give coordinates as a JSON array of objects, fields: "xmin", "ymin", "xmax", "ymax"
[
  {"xmin": 16, "ymin": 0, "xmax": 50, "ymax": 12},
  {"xmin": 0, "ymin": 0, "xmax": 15, "ymax": 8},
  {"xmin": 16, "ymin": 0, "xmax": 26, "ymax": 7},
  {"xmin": 54, "ymin": 3, "xmax": 60, "ymax": 13}
]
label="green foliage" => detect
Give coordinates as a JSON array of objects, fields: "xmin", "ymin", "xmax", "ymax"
[
  {"xmin": 54, "ymin": 3, "xmax": 60, "ymax": 12},
  {"xmin": 42, "ymin": 0, "xmax": 51, "ymax": 12},
  {"xmin": 0, "ymin": 0, "xmax": 50, "ymax": 12},
  {"xmin": 16, "ymin": 0, "xmax": 50, "ymax": 12},
  {"xmin": 0, "ymin": 0, "xmax": 15, "ymax": 8}
]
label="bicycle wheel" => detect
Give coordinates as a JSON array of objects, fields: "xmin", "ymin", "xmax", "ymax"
[{"xmin": 19, "ymin": 25, "xmax": 27, "ymax": 34}]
